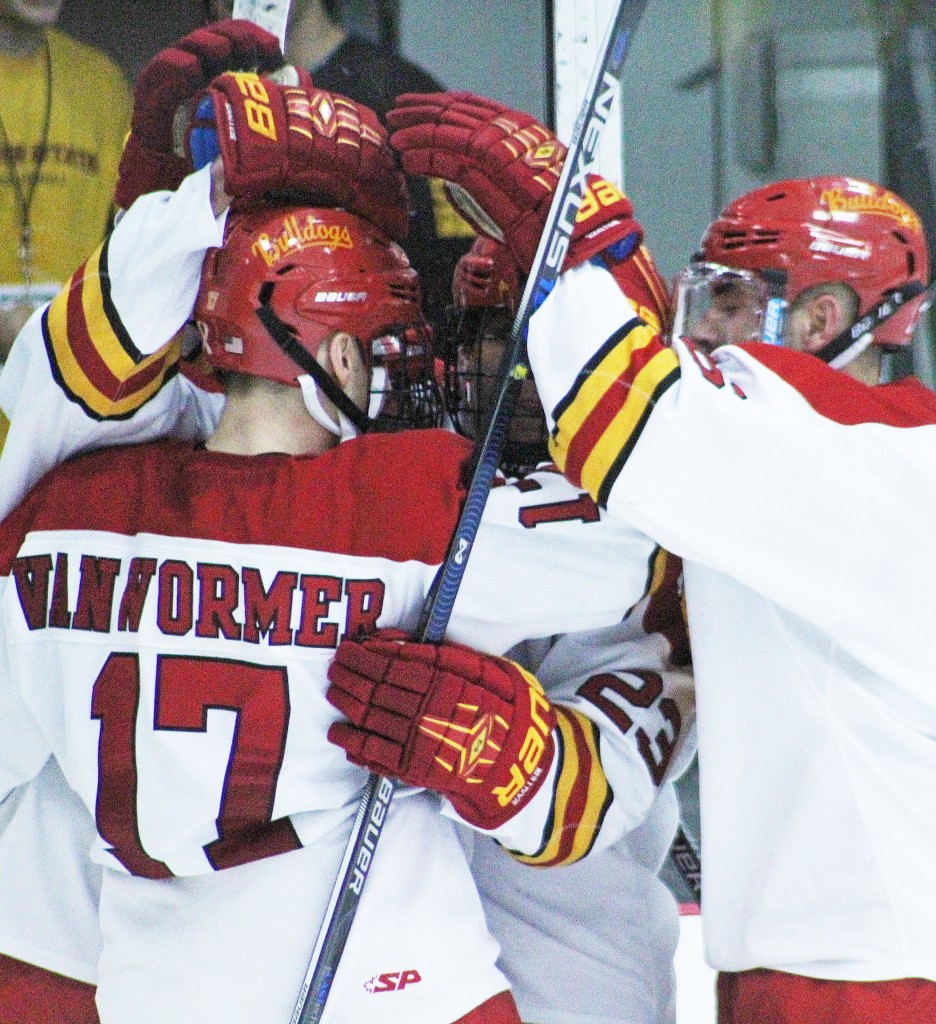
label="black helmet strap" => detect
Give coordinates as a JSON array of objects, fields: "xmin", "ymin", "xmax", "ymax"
[
  {"xmin": 815, "ymin": 280, "xmax": 931, "ymax": 366},
  {"xmin": 255, "ymin": 300, "xmax": 372, "ymax": 435}
]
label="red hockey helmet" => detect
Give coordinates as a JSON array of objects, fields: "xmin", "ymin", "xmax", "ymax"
[
  {"xmin": 195, "ymin": 203, "xmax": 441, "ymax": 430},
  {"xmin": 196, "ymin": 203, "xmax": 427, "ymax": 381},
  {"xmin": 700, "ymin": 176, "xmax": 930, "ymax": 348}
]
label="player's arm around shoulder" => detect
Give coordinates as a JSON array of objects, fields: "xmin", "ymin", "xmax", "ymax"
[
  {"xmin": 0, "ymin": 164, "xmax": 226, "ymax": 511},
  {"xmin": 483, "ymin": 540, "xmax": 694, "ymax": 866},
  {"xmin": 324, "ymin": 469, "xmax": 694, "ymax": 865}
]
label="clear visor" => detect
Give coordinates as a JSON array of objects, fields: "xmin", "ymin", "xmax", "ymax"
[{"xmin": 671, "ymin": 262, "xmax": 786, "ymax": 353}]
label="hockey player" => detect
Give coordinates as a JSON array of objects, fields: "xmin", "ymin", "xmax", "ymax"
[
  {"xmin": 0, "ymin": 21, "xmax": 424, "ymax": 1023},
  {"xmin": 438, "ymin": 232, "xmax": 695, "ymax": 1024},
  {"xmin": 377, "ymin": 90, "xmax": 936, "ymax": 1024},
  {"xmin": 0, "ymin": 21, "xmax": 280, "ymax": 1023},
  {"xmin": 0, "ymin": 58, "xmax": 705, "ymax": 1024}
]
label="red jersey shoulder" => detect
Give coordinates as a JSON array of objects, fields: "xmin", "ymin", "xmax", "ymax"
[
  {"xmin": 3, "ymin": 431, "xmax": 471, "ymax": 567},
  {"xmin": 739, "ymin": 344, "xmax": 936, "ymax": 427},
  {"xmin": 0, "ymin": 440, "xmax": 176, "ymax": 573}
]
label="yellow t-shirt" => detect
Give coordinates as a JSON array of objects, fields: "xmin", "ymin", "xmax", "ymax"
[{"xmin": 0, "ymin": 28, "xmax": 131, "ymax": 307}]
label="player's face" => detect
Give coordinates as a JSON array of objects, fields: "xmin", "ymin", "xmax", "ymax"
[
  {"xmin": 0, "ymin": 0, "xmax": 63, "ymax": 25},
  {"xmin": 690, "ymin": 280, "xmax": 765, "ymax": 354},
  {"xmin": 672, "ymin": 262, "xmax": 771, "ymax": 355},
  {"xmin": 457, "ymin": 310, "xmax": 545, "ymax": 447}
]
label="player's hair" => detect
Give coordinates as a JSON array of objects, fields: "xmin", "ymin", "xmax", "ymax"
[{"xmin": 788, "ymin": 281, "xmax": 860, "ymax": 325}]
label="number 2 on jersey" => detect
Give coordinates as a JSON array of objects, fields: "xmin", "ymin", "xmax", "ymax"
[{"xmin": 577, "ymin": 669, "xmax": 682, "ymax": 784}]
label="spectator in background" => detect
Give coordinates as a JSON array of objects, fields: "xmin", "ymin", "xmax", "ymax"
[
  {"xmin": 209, "ymin": 0, "xmax": 475, "ymax": 326},
  {"xmin": 0, "ymin": 0, "xmax": 131, "ymax": 360}
]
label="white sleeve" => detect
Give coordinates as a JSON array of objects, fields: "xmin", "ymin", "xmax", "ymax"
[
  {"xmin": 106, "ymin": 167, "xmax": 228, "ymax": 356},
  {"xmin": 443, "ymin": 475, "xmax": 696, "ymax": 862},
  {"xmin": 0, "ymin": 166, "xmax": 225, "ymax": 519},
  {"xmin": 447, "ymin": 469, "xmax": 662, "ymax": 654},
  {"xmin": 443, "ymin": 602, "xmax": 696, "ymax": 863},
  {"xmin": 526, "ymin": 258, "xmax": 936, "ymax": 712}
]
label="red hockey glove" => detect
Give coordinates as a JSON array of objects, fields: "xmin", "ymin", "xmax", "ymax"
[
  {"xmin": 387, "ymin": 92, "xmax": 566, "ymax": 272},
  {"xmin": 569, "ymin": 174, "xmax": 644, "ymax": 269},
  {"xmin": 197, "ymin": 73, "xmax": 411, "ymax": 241},
  {"xmin": 115, "ymin": 19, "xmax": 284, "ymax": 210},
  {"xmin": 388, "ymin": 92, "xmax": 644, "ymax": 274},
  {"xmin": 327, "ymin": 630, "xmax": 556, "ymax": 831}
]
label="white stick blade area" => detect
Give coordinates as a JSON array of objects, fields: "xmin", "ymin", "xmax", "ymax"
[
  {"xmin": 553, "ymin": 0, "xmax": 625, "ymax": 186},
  {"xmin": 231, "ymin": 0, "xmax": 292, "ymax": 51}
]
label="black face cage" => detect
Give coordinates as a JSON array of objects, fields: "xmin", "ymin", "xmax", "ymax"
[
  {"xmin": 369, "ymin": 323, "xmax": 446, "ymax": 433},
  {"xmin": 440, "ymin": 306, "xmax": 550, "ymax": 474}
]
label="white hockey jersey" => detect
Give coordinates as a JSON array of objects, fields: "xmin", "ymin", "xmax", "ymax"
[
  {"xmin": 0, "ymin": 167, "xmax": 226, "ymax": 987},
  {"xmin": 527, "ymin": 256, "xmax": 936, "ymax": 983},
  {"xmin": 0, "ymin": 167, "xmax": 695, "ymax": 1022}
]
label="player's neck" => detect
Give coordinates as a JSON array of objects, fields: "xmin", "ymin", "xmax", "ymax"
[
  {"xmin": 0, "ymin": 17, "xmax": 47, "ymax": 57},
  {"xmin": 841, "ymin": 345, "xmax": 884, "ymax": 386},
  {"xmin": 286, "ymin": 5, "xmax": 347, "ymax": 71},
  {"xmin": 206, "ymin": 384, "xmax": 338, "ymax": 457}
]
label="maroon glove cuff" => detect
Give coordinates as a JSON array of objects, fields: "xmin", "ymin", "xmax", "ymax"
[{"xmin": 114, "ymin": 136, "xmax": 189, "ymax": 210}]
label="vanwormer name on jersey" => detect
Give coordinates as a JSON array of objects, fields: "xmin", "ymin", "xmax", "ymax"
[{"xmin": 11, "ymin": 551, "xmax": 386, "ymax": 646}]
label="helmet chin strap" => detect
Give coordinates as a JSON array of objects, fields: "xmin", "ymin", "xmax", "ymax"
[
  {"xmin": 297, "ymin": 374, "xmax": 360, "ymax": 442},
  {"xmin": 814, "ymin": 281, "xmax": 931, "ymax": 368},
  {"xmin": 255, "ymin": 303, "xmax": 371, "ymax": 438}
]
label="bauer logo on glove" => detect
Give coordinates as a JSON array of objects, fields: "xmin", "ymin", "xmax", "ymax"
[
  {"xmin": 417, "ymin": 664, "xmax": 553, "ymax": 809},
  {"xmin": 326, "ymin": 630, "xmax": 557, "ymax": 831}
]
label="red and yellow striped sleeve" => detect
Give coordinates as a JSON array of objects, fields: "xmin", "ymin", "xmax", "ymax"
[
  {"xmin": 508, "ymin": 706, "xmax": 612, "ymax": 868},
  {"xmin": 41, "ymin": 237, "xmax": 182, "ymax": 421},
  {"xmin": 547, "ymin": 318, "xmax": 680, "ymax": 508}
]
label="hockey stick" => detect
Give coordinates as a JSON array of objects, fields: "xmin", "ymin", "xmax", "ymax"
[
  {"xmin": 289, "ymin": 4, "xmax": 650, "ymax": 1022},
  {"xmin": 231, "ymin": 0, "xmax": 292, "ymax": 50},
  {"xmin": 670, "ymin": 823, "xmax": 702, "ymax": 904}
]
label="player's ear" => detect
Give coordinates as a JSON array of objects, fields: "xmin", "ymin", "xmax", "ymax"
[
  {"xmin": 801, "ymin": 292, "xmax": 850, "ymax": 354},
  {"xmin": 326, "ymin": 331, "xmax": 363, "ymax": 389}
]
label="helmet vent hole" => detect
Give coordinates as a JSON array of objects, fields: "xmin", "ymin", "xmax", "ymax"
[
  {"xmin": 718, "ymin": 228, "xmax": 780, "ymax": 250},
  {"xmin": 389, "ymin": 281, "xmax": 420, "ymax": 303}
]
